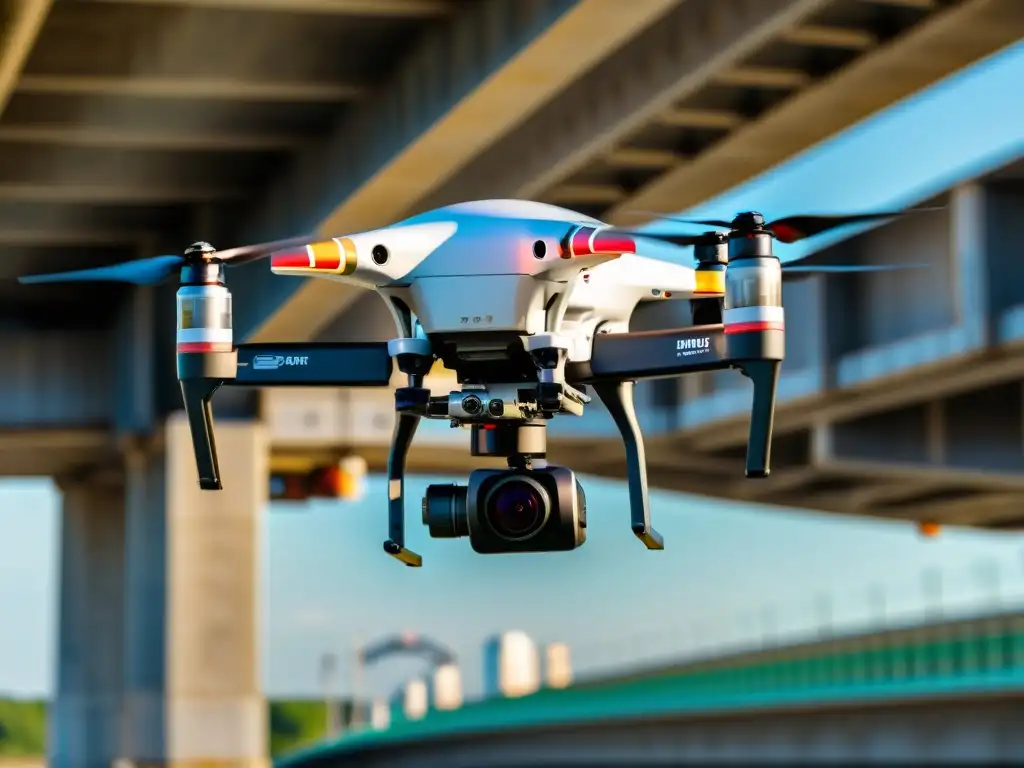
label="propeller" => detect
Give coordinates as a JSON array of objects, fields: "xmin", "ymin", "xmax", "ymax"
[
  {"xmin": 622, "ymin": 207, "xmax": 943, "ymax": 244},
  {"xmin": 17, "ymin": 234, "xmax": 317, "ymax": 286},
  {"xmin": 605, "ymin": 228, "xmax": 931, "ymax": 278}
]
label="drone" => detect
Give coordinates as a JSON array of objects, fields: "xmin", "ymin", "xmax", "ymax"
[{"xmin": 19, "ymin": 199, "xmax": 932, "ymax": 567}]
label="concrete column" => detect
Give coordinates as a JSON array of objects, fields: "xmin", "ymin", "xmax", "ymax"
[
  {"xmin": 50, "ymin": 477, "xmax": 126, "ymax": 768},
  {"xmin": 122, "ymin": 413, "xmax": 269, "ymax": 767},
  {"xmin": 949, "ymin": 182, "xmax": 989, "ymax": 346}
]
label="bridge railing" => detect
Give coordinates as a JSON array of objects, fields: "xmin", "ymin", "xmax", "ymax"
[
  {"xmin": 557, "ymin": 550, "xmax": 1024, "ymax": 689},
  {"xmin": 573, "ymin": 607, "xmax": 1024, "ymax": 700}
]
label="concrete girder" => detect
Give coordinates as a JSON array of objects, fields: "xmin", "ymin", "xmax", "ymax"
[
  {"xmin": 812, "ymin": 457, "xmax": 1024, "ymax": 495},
  {"xmin": 15, "ymin": 73, "xmax": 364, "ymax": 102},
  {"xmin": 0, "ymin": 124, "xmax": 307, "ymax": 152},
  {"xmin": 0, "ymin": 0, "xmax": 54, "ymax": 117},
  {"xmin": 410, "ymin": 0, "xmax": 833, "ymax": 211},
  {"xmin": 84, "ymin": 0, "xmax": 455, "ymax": 17},
  {"xmin": 0, "ymin": 181, "xmax": 246, "ymax": 204},
  {"xmin": 231, "ymin": 0, "xmax": 684, "ymax": 343},
  {"xmin": 687, "ymin": 347, "xmax": 1024, "ymax": 452},
  {"xmin": 604, "ymin": 0, "xmax": 1024, "ymax": 223}
]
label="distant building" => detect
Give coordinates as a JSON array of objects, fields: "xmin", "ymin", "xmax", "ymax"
[
  {"xmin": 544, "ymin": 642, "xmax": 573, "ymax": 689},
  {"xmin": 431, "ymin": 662, "xmax": 463, "ymax": 710},
  {"xmin": 370, "ymin": 697, "xmax": 391, "ymax": 730},
  {"xmin": 403, "ymin": 677, "xmax": 428, "ymax": 720},
  {"xmin": 483, "ymin": 630, "xmax": 541, "ymax": 699}
]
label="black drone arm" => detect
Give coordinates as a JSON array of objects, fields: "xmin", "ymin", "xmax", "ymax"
[
  {"xmin": 178, "ymin": 342, "xmax": 393, "ymax": 491},
  {"xmin": 230, "ymin": 342, "xmax": 393, "ymax": 387},
  {"xmin": 583, "ymin": 325, "xmax": 730, "ymax": 381},
  {"xmin": 570, "ymin": 323, "xmax": 780, "ymax": 543}
]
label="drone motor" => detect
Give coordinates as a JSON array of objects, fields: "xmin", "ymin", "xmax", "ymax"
[{"xmin": 176, "ymin": 245, "xmax": 240, "ymax": 490}]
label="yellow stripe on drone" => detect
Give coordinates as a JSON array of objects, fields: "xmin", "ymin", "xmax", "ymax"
[
  {"xmin": 310, "ymin": 237, "xmax": 358, "ymax": 275},
  {"xmin": 273, "ymin": 237, "xmax": 358, "ymax": 276},
  {"xmin": 693, "ymin": 270, "xmax": 725, "ymax": 296}
]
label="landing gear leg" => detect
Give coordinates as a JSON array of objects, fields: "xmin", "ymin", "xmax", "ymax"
[
  {"xmin": 382, "ymin": 337, "xmax": 434, "ymax": 567},
  {"xmin": 593, "ymin": 380, "xmax": 664, "ymax": 550}
]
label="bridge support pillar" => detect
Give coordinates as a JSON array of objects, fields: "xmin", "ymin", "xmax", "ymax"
[
  {"xmin": 121, "ymin": 413, "xmax": 270, "ymax": 767},
  {"xmin": 50, "ymin": 477, "xmax": 127, "ymax": 768}
]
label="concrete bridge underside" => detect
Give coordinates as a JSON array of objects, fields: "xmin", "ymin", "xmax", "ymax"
[{"xmin": 0, "ymin": 2, "xmax": 1020, "ymax": 767}]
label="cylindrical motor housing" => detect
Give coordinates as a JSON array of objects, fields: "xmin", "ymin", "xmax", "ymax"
[
  {"xmin": 176, "ymin": 282, "xmax": 233, "ymax": 355},
  {"xmin": 175, "ymin": 259, "xmax": 238, "ymax": 491},
  {"xmin": 724, "ymin": 229, "xmax": 784, "ymax": 480},
  {"xmin": 724, "ymin": 254, "xmax": 784, "ymax": 363}
]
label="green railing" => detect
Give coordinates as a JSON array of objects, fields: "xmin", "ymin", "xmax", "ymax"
[
  {"xmin": 590, "ymin": 610, "xmax": 1024, "ymax": 696},
  {"xmin": 279, "ymin": 609, "xmax": 1024, "ymax": 766}
]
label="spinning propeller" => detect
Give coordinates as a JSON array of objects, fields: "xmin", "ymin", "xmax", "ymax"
[
  {"xmin": 616, "ymin": 208, "xmax": 940, "ymax": 276},
  {"xmin": 17, "ymin": 234, "xmax": 316, "ymax": 286}
]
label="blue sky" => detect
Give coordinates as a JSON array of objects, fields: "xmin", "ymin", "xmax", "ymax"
[{"xmin": 2, "ymin": 41, "xmax": 1024, "ymax": 701}]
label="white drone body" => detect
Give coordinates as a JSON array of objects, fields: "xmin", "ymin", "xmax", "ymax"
[{"xmin": 269, "ymin": 199, "xmax": 712, "ymax": 366}]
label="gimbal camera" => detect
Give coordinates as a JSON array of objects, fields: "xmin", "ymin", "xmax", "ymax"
[{"xmin": 20, "ymin": 200, "xmax": 931, "ymax": 566}]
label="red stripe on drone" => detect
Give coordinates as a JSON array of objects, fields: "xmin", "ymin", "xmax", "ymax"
[
  {"xmin": 271, "ymin": 250, "xmax": 311, "ymax": 269},
  {"xmin": 177, "ymin": 342, "xmax": 233, "ymax": 353},
  {"xmin": 724, "ymin": 321, "xmax": 785, "ymax": 335},
  {"xmin": 565, "ymin": 226, "xmax": 636, "ymax": 259},
  {"xmin": 568, "ymin": 227, "xmax": 595, "ymax": 258}
]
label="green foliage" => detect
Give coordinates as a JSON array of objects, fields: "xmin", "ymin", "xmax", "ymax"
[
  {"xmin": 268, "ymin": 700, "xmax": 328, "ymax": 756},
  {"xmin": 0, "ymin": 699, "xmax": 46, "ymax": 756},
  {"xmin": 0, "ymin": 698, "xmax": 351, "ymax": 758}
]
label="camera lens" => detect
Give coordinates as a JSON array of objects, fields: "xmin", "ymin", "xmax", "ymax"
[
  {"xmin": 483, "ymin": 476, "xmax": 550, "ymax": 541},
  {"xmin": 422, "ymin": 484, "xmax": 469, "ymax": 538}
]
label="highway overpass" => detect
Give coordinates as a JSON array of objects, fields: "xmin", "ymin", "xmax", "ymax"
[
  {"xmin": 1, "ymin": 2, "xmax": 1022, "ymax": 767},
  {"xmin": 280, "ymin": 607, "xmax": 1024, "ymax": 765}
]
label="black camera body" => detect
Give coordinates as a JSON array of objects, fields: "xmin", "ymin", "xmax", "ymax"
[{"xmin": 422, "ymin": 465, "xmax": 587, "ymax": 554}]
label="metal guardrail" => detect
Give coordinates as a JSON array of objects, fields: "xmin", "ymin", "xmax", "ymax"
[
  {"xmin": 576, "ymin": 607, "xmax": 1024, "ymax": 693},
  {"xmin": 279, "ymin": 608, "xmax": 1024, "ymax": 766}
]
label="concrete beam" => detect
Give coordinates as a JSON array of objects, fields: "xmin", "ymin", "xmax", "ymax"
[
  {"xmin": 411, "ymin": 0, "xmax": 831, "ymax": 209},
  {"xmin": 0, "ymin": 124, "xmax": 305, "ymax": 152},
  {"xmin": 85, "ymin": 0, "xmax": 454, "ymax": 16},
  {"xmin": 0, "ymin": 228, "xmax": 147, "ymax": 246},
  {"xmin": 604, "ymin": 0, "xmax": 1024, "ymax": 223},
  {"xmin": 0, "ymin": 0, "xmax": 53, "ymax": 118},
  {"xmin": 779, "ymin": 25, "xmax": 877, "ymax": 51},
  {"xmin": 0, "ymin": 181, "xmax": 246, "ymax": 204},
  {"xmin": 232, "ymin": 0, "xmax": 683, "ymax": 343},
  {"xmin": 16, "ymin": 73, "xmax": 363, "ymax": 102}
]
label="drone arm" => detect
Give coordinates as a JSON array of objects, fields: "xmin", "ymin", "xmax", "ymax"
[
  {"xmin": 225, "ymin": 342, "xmax": 393, "ymax": 387},
  {"xmin": 578, "ymin": 323, "xmax": 782, "ymax": 478},
  {"xmin": 580, "ymin": 324, "xmax": 731, "ymax": 382},
  {"xmin": 178, "ymin": 342, "xmax": 394, "ymax": 492},
  {"xmin": 591, "ymin": 381, "xmax": 663, "ymax": 551}
]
